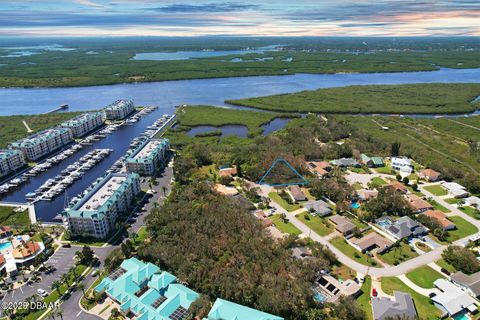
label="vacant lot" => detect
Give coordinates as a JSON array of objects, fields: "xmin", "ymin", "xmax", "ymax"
[
  {"xmin": 406, "ymin": 265, "xmax": 444, "ymax": 288},
  {"xmin": 270, "ymin": 214, "xmax": 302, "ymax": 236},
  {"xmin": 296, "ymin": 212, "xmax": 333, "ymax": 236}
]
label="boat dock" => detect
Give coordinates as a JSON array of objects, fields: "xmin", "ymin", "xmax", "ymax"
[{"xmin": 44, "ymin": 104, "xmax": 69, "ymax": 114}]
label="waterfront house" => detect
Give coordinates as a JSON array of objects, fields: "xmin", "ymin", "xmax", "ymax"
[
  {"xmin": 432, "ymin": 279, "xmax": 477, "ymax": 318},
  {"xmin": 451, "ymin": 271, "xmax": 480, "ymax": 298},
  {"xmin": 419, "ymin": 168, "xmax": 441, "ymax": 182},
  {"xmin": 391, "ymin": 157, "xmax": 413, "ymax": 174},
  {"xmin": 422, "ymin": 210, "xmax": 456, "ymax": 231},
  {"xmin": 205, "ymin": 298, "xmax": 283, "ymax": 320},
  {"xmin": 441, "ymin": 182, "xmax": 469, "ymax": 198},
  {"xmin": 329, "ymin": 215, "xmax": 356, "ymax": 235},
  {"xmin": 372, "ymin": 291, "xmax": 418, "ymax": 320},
  {"xmin": 62, "ymin": 173, "xmax": 141, "ymax": 239},
  {"xmin": 360, "ymin": 154, "xmax": 385, "ymax": 168},
  {"xmin": 304, "ymin": 200, "xmax": 332, "ymax": 217},
  {"xmin": 287, "ymin": 185, "xmax": 306, "ymax": 202},
  {"xmin": 95, "ymin": 257, "xmax": 199, "ymax": 320}
]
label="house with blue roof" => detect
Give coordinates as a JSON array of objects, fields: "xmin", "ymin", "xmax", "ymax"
[
  {"xmin": 204, "ymin": 298, "xmax": 284, "ymax": 320},
  {"xmin": 95, "ymin": 257, "xmax": 199, "ymax": 320}
]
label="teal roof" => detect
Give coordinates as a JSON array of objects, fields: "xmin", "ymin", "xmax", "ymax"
[
  {"xmin": 95, "ymin": 258, "xmax": 199, "ymax": 320},
  {"xmin": 105, "ymin": 99, "xmax": 134, "ymax": 111},
  {"xmin": 361, "ymin": 154, "xmax": 384, "ymax": 166},
  {"xmin": 10, "ymin": 127, "xmax": 71, "ymax": 148},
  {"xmin": 0, "ymin": 149, "xmax": 22, "ymax": 161},
  {"xmin": 206, "ymin": 299, "xmax": 283, "ymax": 320},
  {"xmin": 61, "ymin": 112, "xmax": 104, "ymax": 127},
  {"xmin": 125, "ymin": 138, "xmax": 169, "ymax": 165}
]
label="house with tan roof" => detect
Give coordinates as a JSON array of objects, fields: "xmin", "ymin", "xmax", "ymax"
[
  {"xmin": 306, "ymin": 161, "xmax": 329, "ymax": 177},
  {"xmin": 219, "ymin": 166, "xmax": 237, "ymax": 177},
  {"xmin": 357, "ymin": 189, "xmax": 379, "ymax": 201},
  {"xmin": 351, "ymin": 232, "xmax": 393, "ymax": 254},
  {"xmin": 419, "ymin": 168, "xmax": 441, "ymax": 182},
  {"xmin": 387, "ymin": 181, "xmax": 408, "ymax": 194},
  {"xmin": 422, "ymin": 210, "xmax": 456, "ymax": 230},
  {"xmin": 329, "ymin": 215, "xmax": 356, "ymax": 235},
  {"xmin": 287, "ymin": 185, "xmax": 306, "ymax": 203},
  {"xmin": 405, "ymin": 194, "xmax": 433, "ymax": 213}
]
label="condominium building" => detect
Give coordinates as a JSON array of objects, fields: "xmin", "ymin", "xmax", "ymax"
[
  {"xmin": 125, "ymin": 138, "xmax": 169, "ymax": 176},
  {"xmin": 104, "ymin": 100, "xmax": 135, "ymax": 120},
  {"xmin": 60, "ymin": 112, "xmax": 105, "ymax": 137},
  {"xmin": 62, "ymin": 173, "xmax": 140, "ymax": 239},
  {"xmin": 10, "ymin": 127, "xmax": 73, "ymax": 161},
  {"xmin": 0, "ymin": 149, "xmax": 26, "ymax": 178}
]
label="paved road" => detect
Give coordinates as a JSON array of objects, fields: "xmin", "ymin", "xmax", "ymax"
[{"xmin": 259, "ymin": 182, "xmax": 480, "ymax": 278}]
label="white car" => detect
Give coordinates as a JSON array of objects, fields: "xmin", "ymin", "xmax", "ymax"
[{"xmin": 37, "ymin": 289, "xmax": 48, "ymax": 297}]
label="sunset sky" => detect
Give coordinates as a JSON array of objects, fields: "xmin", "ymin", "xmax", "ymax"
[{"xmin": 0, "ymin": 0, "xmax": 479, "ymax": 37}]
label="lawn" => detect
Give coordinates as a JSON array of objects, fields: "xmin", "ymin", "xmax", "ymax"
[
  {"xmin": 445, "ymin": 198, "xmax": 461, "ymax": 205},
  {"xmin": 270, "ymin": 214, "xmax": 302, "ymax": 236},
  {"xmin": 380, "ymin": 242, "xmax": 418, "ymax": 265},
  {"xmin": 370, "ymin": 177, "xmax": 387, "ymax": 187},
  {"xmin": 352, "ymin": 182, "xmax": 363, "ymax": 190},
  {"xmin": 133, "ymin": 226, "xmax": 148, "ymax": 245},
  {"xmin": 0, "ymin": 205, "xmax": 30, "ymax": 226},
  {"xmin": 406, "ymin": 266, "xmax": 444, "ymax": 288},
  {"xmin": 436, "ymin": 259, "xmax": 457, "ymax": 273},
  {"xmin": 356, "ymin": 276, "xmax": 373, "ymax": 320},
  {"xmin": 426, "ymin": 199, "xmax": 450, "ymax": 213},
  {"xmin": 330, "ymin": 236, "xmax": 377, "ymax": 267},
  {"xmin": 296, "ymin": 212, "xmax": 333, "ymax": 236},
  {"xmin": 443, "ymin": 216, "xmax": 478, "ymax": 242},
  {"xmin": 0, "ymin": 112, "xmax": 81, "ymax": 148},
  {"xmin": 177, "ymin": 105, "xmax": 292, "ymax": 136},
  {"xmin": 381, "ymin": 277, "xmax": 442, "ymax": 320},
  {"xmin": 424, "ymin": 185, "xmax": 448, "ymax": 196},
  {"xmin": 458, "ymin": 206, "xmax": 480, "ymax": 219},
  {"xmin": 268, "ymin": 192, "xmax": 303, "ymax": 212}
]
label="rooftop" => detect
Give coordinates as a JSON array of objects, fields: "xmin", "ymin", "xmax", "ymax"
[
  {"xmin": 105, "ymin": 99, "xmax": 133, "ymax": 111},
  {"xmin": 205, "ymin": 298, "xmax": 283, "ymax": 320},
  {"xmin": 372, "ymin": 291, "xmax": 417, "ymax": 320},
  {"xmin": 61, "ymin": 112, "xmax": 104, "ymax": 127},
  {"xmin": 79, "ymin": 175, "xmax": 127, "ymax": 211},
  {"xmin": 423, "ymin": 210, "xmax": 455, "ymax": 229},
  {"xmin": 10, "ymin": 127, "xmax": 71, "ymax": 148},
  {"xmin": 126, "ymin": 139, "xmax": 168, "ymax": 164},
  {"xmin": 451, "ymin": 270, "xmax": 480, "ymax": 297},
  {"xmin": 432, "ymin": 279, "xmax": 477, "ymax": 316},
  {"xmin": 0, "ymin": 149, "xmax": 22, "ymax": 161},
  {"xmin": 351, "ymin": 232, "xmax": 393, "ymax": 253}
]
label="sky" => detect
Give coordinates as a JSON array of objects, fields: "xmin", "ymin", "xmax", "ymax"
[{"xmin": 0, "ymin": 0, "xmax": 479, "ymax": 37}]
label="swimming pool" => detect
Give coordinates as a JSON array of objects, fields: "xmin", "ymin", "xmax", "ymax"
[
  {"xmin": 0, "ymin": 241, "xmax": 12, "ymax": 251},
  {"xmin": 453, "ymin": 312, "xmax": 470, "ymax": 320},
  {"xmin": 351, "ymin": 201, "xmax": 360, "ymax": 209},
  {"xmin": 313, "ymin": 292, "xmax": 327, "ymax": 303}
]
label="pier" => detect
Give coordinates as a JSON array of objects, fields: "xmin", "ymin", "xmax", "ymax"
[{"xmin": 44, "ymin": 104, "xmax": 69, "ymax": 114}]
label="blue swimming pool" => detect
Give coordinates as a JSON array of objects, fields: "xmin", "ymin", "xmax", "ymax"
[
  {"xmin": 313, "ymin": 292, "xmax": 327, "ymax": 303},
  {"xmin": 351, "ymin": 201, "xmax": 360, "ymax": 209},
  {"xmin": 453, "ymin": 312, "xmax": 470, "ymax": 320},
  {"xmin": 0, "ymin": 242, "xmax": 12, "ymax": 251}
]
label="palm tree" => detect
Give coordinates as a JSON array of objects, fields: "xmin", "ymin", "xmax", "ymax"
[
  {"xmin": 69, "ymin": 266, "xmax": 78, "ymax": 280},
  {"xmin": 78, "ymin": 282, "xmax": 86, "ymax": 298},
  {"xmin": 51, "ymin": 280, "xmax": 62, "ymax": 296},
  {"xmin": 18, "ymin": 269, "xmax": 26, "ymax": 282},
  {"xmin": 61, "ymin": 273, "xmax": 70, "ymax": 286}
]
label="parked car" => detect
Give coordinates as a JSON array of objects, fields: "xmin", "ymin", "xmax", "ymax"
[
  {"xmin": 62, "ymin": 243, "xmax": 71, "ymax": 248},
  {"xmin": 429, "ymin": 292, "xmax": 437, "ymax": 298},
  {"xmin": 440, "ymin": 268, "xmax": 451, "ymax": 276},
  {"xmin": 37, "ymin": 289, "xmax": 48, "ymax": 297},
  {"xmin": 91, "ymin": 270, "xmax": 99, "ymax": 277},
  {"xmin": 372, "ymin": 288, "xmax": 378, "ymax": 297}
]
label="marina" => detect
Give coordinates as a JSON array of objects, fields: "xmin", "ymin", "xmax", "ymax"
[{"xmin": 0, "ymin": 106, "xmax": 172, "ymax": 222}]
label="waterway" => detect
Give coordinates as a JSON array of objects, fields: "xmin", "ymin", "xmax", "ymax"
[
  {"xmin": 1, "ymin": 68, "xmax": 480, "ymax": 116},
  {"xmin": 1, "ymin": 67, "xmax": 480, "ymax": 222}
]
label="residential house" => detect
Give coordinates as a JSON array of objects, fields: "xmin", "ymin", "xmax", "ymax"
[
  {"xmin": 218, "ymin": 166, "xmax": 237, "ymax": 177},
  {"xmin": 432, "ymin": 279, "xmax": 477, "ymax": 318},
  {"xmin": 405, "ymin": 194, "xmax": 433, "ymax": 213},
  {"xmin": 314, "ymin": 275, "xmax": 361, "ymax": 304},
  {"xmin": 464, "ymin": 196, "xmax": 480, "ymax": 208},
  {"xmin": 360, "ymin": 154, "xmax": 385, "ymax": 168},
  {"xmin": 419, "ymin": 168, "xmax": 441, "ymax": 182},
  {"xmin": 441, "ymin": 182, "xmax": 469, "ymax": 198},
  {"xmin": 385, "ymin": 216, "xmax": 428, "ymax": 240},
  {"xmin": 423, "ymin": 210, "xmax": 456, "ymax": 231},
  {"xmin": 451, "ymin": 271, "xmax": 480, "ymax": 298},
  {"xmin": 372, "ymin": 291, "xmax": 418, "ymax": 320},
  {"xmin": 304, "ymin": 200, "xmax": 332, "ymax": 217},
  {"xmin": 0, "ymin": 226, "xmax": 12, "ymax": 239},
  {"xmin": 357, "ymin": 189, "xmax": 379, "ymax": 201},
  {"xmin": 391, "ymin": 157, "xmax": 413, "ymax": 173},
  {"xmin": 388, "ymin": 181, "xmax": 408, "ymax": 194},
  {"xmin": 205, "ymin": 298, "xmax": 283, "ymax": 320},
  {"xmin": 95, "ymin": 257, "xmax": 200, "ymax": 320},
  {"xmin": 214, "ymin": 184, "xmax": 239, "ymax": 196},
  {"xmin": 331, "ymin": 158, "xmax": 360, "ymax": 168},
  {"xmin": 287, "ymin": 185, "xmax": 306, "ymax": 202},
  {"xmin": 254, "ymin": 210, "xmax": 267, "ymax": 219},
  {"xmin": 306, "ymin": 161, "xmax": 329, "ymax": 177},
  {"xmin": 291, "ymin": 247, "xmax": 312, "ymax": 260},
  {"xmin": 351, "ymin": 232, "xmax": 393, "ymax": 254},
  {"xmin": 329, "ymin": 215, "xmax": 356, "ymax": 235}
]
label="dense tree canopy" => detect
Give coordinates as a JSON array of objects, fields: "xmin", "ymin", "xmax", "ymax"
[{"xmin": 442, "ymin": 245, "xmax": 480, "ymax": 275}]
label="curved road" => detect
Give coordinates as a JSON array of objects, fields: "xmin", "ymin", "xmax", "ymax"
[{"xmin": 260, "ymin": 182, "xmax": 480, "ymax": 277}]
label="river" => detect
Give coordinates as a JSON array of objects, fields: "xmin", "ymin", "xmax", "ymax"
[
  {"xmin": 1, "ymin": 67, "xmax": 480, "ymax": 116},
  {"xmin": 1, "ymin": 67, "xmax": 480, "ymax": 222}
]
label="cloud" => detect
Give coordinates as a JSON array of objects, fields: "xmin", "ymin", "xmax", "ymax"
[
  {"xmin": 74, "ymin": 0, "xmax": 106, "ymax": 8},
  {"xmin": 152, "ymin": 2, "xmax": 259, "ymax": 13}
]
